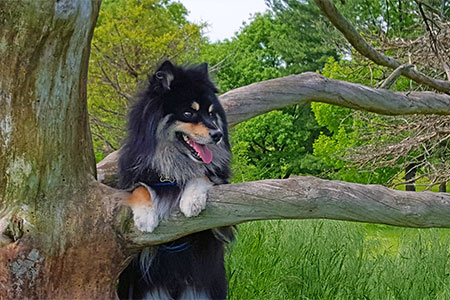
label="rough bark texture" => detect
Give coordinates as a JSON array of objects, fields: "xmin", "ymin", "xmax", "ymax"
[
  {"xmin": 0, "ymin": 1, "xmax": 128, "ymax": 298},
  {"xmin": 220, "ymin": 73, "xmax": 450, "ymax": 127},
  {"xmin": 113, "ymin": 177, "xmax": 450, "ymax": 248}
]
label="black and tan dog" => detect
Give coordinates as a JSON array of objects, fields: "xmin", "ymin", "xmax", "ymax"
[{"xmin": 117, "ymin": 61, "xmax": 233, "ymax": 299}]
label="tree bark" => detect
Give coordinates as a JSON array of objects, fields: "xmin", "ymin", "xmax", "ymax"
[
  {"xmin": 0, "ymin": 1, "xmax": 127, "ymax": 298},
  {"xmin": 405, "ymin": 163, "xmax": 417, "ymax": 192},
  {"xmin": 111, "ymin": 176, "xmax": 450, "ymax": 248}
]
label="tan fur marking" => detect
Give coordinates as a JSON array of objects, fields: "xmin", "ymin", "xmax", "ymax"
[
  {"xmin": 208, "ymin": 105, "xmax": 214, "ymax": 113},
  {"xmin": 176, "ymin": 122, "xmax": 209, "ymax": 138},
  {"xmin": 191, "ymin": 101, "xmax": 200, "ymax": 111},
  {"xmin": 127, "ymin": 187, "xmax": 152, "ymax": 206}
]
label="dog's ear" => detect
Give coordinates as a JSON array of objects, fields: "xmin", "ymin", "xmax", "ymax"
[
  {"xmin": 198, "ymin": 62, "xmax": 219, "ymax": 93},
  {"xmin": 154, "ymin": 60, "xmax": 175, "ymax": 91},
  {"xmin": 199, "ymin": 62, "xmax": 208, "ymax": 74}
]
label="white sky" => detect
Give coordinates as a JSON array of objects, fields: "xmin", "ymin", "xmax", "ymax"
[{"xmin": 180, "ymin": 0, "xmax": 269, "ymax": 42}]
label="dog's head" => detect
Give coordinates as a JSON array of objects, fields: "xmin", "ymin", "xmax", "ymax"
[
  {"xmin": 154, "ymin": 61, "xmax": 226, "ymax": 164},
  {"xmin": 120, "ymin": 61, "xmax": 230, "ymax": 186}
]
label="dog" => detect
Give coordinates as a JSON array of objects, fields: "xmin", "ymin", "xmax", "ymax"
[{"xmin": 117, "ymin": 61, "xmax": 234, "ymax": 299}]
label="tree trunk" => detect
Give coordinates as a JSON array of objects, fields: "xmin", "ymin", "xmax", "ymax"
[
  {"xmin": 405, "ymin": 163, "xmax": 417, "ymax": 191},
  {"xmin": 0, "ymin": 1, "xmax": 127, "ymax": 298}
]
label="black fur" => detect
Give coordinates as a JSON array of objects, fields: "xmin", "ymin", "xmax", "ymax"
[{"xmin": 117, "ymin": 61, "xmax": 233, "ymax": 300}]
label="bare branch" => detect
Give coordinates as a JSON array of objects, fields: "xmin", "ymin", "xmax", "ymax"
[
  {"xmin": 417, "ymin": 1, "xmax": 450, "ymax": 80},
  {"xmin": 97, "ymin": 150, "xmax": 121, "ymax": 187},
  {"xmin": 379, "ymin": 64, "xmax": 414, "ymax": 89},
  {"xmin": 96, "ymin": 105, "xmax": 127, "ymax": 117},
  {"xmin": 220, "ymin": 72, "xmax": 450, "ymax": 127},
  {"xmin": 113, "ymin": 24, "xmax": 140, "ymax": 79},
  {"xmin": 313, "ymin": 0, "xmax": 450, "ymax": 93},
  {"xmin": 111, "ymin": 176, "xmax": 450, "ymax": 248},
  {"xmin": 96, "ymin": 60, "xmax": 133, "ymax": 102}
]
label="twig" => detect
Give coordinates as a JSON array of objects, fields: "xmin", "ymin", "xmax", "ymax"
[
  {"xmin": 313, "ymin": 0, "xmax": 450, "ymax": 93},
  {"xmin": 379, "ymin": 64, "xmax": 414, "ymax": 89}
]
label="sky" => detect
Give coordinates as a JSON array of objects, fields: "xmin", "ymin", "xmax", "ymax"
[{"xmin": 180, "ymin": 0, "xmax": 269, "ymax": 42}]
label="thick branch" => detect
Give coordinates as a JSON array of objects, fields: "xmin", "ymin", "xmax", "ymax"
[
  {"xmin": 221, "ymin": 72, "xmax": 450, "ymax": 127},
  {"xmin": 113, "ymin": 176, "xmax": 450, "ymax": 247},
  {"xmin": 314, "ymin": 0, "xmax": 450, "ymax": 93}
]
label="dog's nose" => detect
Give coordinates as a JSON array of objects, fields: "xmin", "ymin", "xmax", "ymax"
[{"xmin": 209, "ymin": 130, "xmax": 223, "ymax": 143}]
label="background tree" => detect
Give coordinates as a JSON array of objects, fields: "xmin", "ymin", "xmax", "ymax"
[
  {"xmin": 312, "ymin": 0, "xmax": 450, "ymax": 190},
  {"xmin": 268, "ymin": 0, "xmax": 341, "ymax": 73},
  {"xmin": 88, "ymin": 0, "xmax": 204, "ymax": 161},
  {"xmin": 201, "ymin": 11, "xmax": 330, "ymax": 182}
]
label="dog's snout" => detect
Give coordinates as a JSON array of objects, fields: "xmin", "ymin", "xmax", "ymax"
[{"xmin": 209, "ymin": 130, "xmax": 223, "ymax": 143}]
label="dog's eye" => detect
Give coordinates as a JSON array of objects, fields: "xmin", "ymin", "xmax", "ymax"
[{"xmin": 183, "ymin": 111, "xmax": 195, "ymax": 119}]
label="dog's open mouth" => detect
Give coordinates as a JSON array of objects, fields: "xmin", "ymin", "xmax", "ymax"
[{"xmin": 176, "ymin": 132, "xmax": 213, "ymax": 164}]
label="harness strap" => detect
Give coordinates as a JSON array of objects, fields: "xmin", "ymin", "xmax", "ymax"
[
  {"xmin": 161, "ymin": 242, "xmax": 189, "ymax": 252},
  {"xmin": 149, "ymin": 181, "xmax": 178, "ymax": 187}
]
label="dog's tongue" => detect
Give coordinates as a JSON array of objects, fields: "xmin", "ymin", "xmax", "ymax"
[{"xmin": 191, "ymin": 141, "xmax": 213, "ymax": 164}]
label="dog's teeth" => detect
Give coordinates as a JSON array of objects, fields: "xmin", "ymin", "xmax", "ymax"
[{"xmin": 183, "ymin": 135, "xmax": 188, "ymax": 142}]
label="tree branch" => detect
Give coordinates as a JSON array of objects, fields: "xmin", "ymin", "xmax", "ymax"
[
  {"xmin": 417, "ymin": 1, "xmax": 450, "ymax": 80},
  {"xmin": 220, "ymin": 72, "xmax": 450, "ymax": 127},
  {"xmin": 379, "ymin": 64, "xmax": 414, "ymax": 89},
  {"xmin": 313, "ymin": 0, "xmax": 450, "ymax": 93},
  {"xmin": 111, "ymin": 176, "xmax": 450, "ymax": 248}
]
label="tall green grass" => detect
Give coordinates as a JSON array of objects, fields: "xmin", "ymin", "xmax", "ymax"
[{"xmin": 226, "ymin": 220, "xmax": 450, "ymax": 300}]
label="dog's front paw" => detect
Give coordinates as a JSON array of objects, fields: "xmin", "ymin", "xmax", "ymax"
[
  {"xmin": 179, "ymin": 191, "xmax": 207, "ymax": 217},
  {"xmin": 132, "ymin": 205, "xmax": 159, "ymax": 232},
  {"xmin": 127, "ymin": 184, "xmax": 159, "ymax": 232},
  {"xmin": 179, "ymin": 177, "xmax": 212, "ymax": 217}
]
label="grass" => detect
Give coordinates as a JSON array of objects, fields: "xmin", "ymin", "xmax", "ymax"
[{"xmin": 226, "ymin": 220, "xmax": 450, "ymax": 300}]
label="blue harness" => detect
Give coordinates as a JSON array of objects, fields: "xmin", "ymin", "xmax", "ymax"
[
  {"xmin": 161, "ymin": 242, "xmax": 190, "ymax": 252},
  {"xmin": 149, "ymin": 181, "xmax": 189, "ymax": 252},
  {"xmin": 149, "ymin": 181, "xmax": 178, "ymax": 187}
]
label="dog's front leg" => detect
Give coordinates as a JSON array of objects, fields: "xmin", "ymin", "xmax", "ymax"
[
  {"xmin": 126, "ymin": 184, "xmax": 159, "ymax": 232},
  {"xmin": 179, "ymin": 177, "xmax": 212, "ymax": 217}
]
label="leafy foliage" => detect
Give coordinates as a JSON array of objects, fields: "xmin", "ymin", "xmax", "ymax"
[
  {"xmin": 231, "ymin": 108, "xmax": 325, "ymax": 182},
  {"xmin": 268, "ymin": 0, "xmax": 340, "ymax": 73},
  {"xmin": 88, "ymin": 0, "xmax": 204, "ymax": 161},
  {"xmin": 201, "ymin": 13, "xmax": 284, "ymax": 92},
  {"xmin": 311, "ymin": 57, "xmax": 400, "ymax": 184}
]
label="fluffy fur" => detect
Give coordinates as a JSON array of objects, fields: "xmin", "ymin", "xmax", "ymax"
[{"xmin": 117, "ymin": 61, "xmax": 233, "ymax": 300}]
